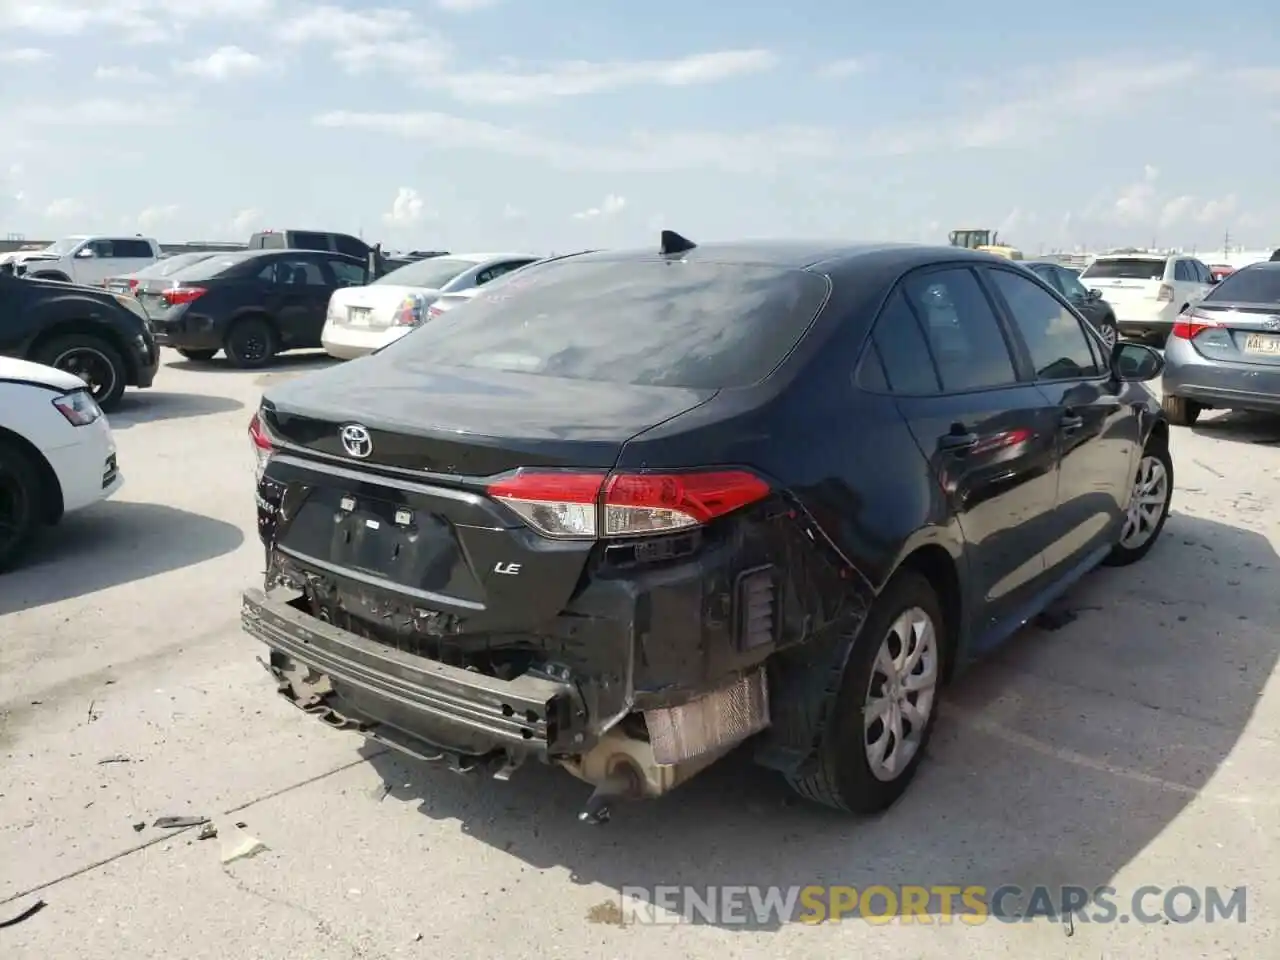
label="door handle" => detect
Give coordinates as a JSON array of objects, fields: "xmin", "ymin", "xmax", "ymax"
[
  {"xmin": 938, "ymin": 430, "xmax": 979, "ymax": 452},
  {"xmin": 1060, "ymin": 411, "xmax": 1084, "ymax": 431}
]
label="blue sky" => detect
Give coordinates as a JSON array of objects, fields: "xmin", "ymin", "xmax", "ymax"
[{"xmin": 2, "ymin": 0, "xmax": 1278, "ymax": 256}]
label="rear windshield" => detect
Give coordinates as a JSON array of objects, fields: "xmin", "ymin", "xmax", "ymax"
[
  {"xmin": 374, "ymin": 257, "xmax": 475, "ymax": 289},
  {"xmin": 166, "ymin": 252, "xmax": 260, "ymax": 280},
  {"xmin": 1081, "ymin": 258, "xmax": 1167, "ymax": 281},
  {"xmin": 139, "ymin": 252, "xmax": 216, "ymax": 277},
  {"xmin": 1204, "ymin": 267, "xmax": 1280, "ymax": 304},
  {"xmin": 379, "ymin": 259, "xmax": 831, "ymax": 389},
  {"xmin": 249, "ymin": 233, "xmax": 286, "ymax": 249}
]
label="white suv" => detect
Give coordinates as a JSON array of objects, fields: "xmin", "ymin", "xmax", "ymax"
[
  {"xmin": 1, "ymin": 235, "xmax": 160, "ymax": 287},
  {"xmin": 1079, "ymin": 254, "xmax": 1214, "ymax": 342}
]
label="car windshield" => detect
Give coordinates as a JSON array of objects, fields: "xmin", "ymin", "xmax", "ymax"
[
  {"xmin": 1081, "ymin": 258, "xmax": 1166, "ymax": 280},
  {"xmin": 376, "ymin": 258, "xmax": 832, "ymax": 389},
  {"xmin": 41, "ymin": 237, "xmax": 86, "ymax": 256},
  {"xmin": 137, "ymin": 253, "xmax": 216, "ymax": 278},
  {"xmin": 1204, "ymin": 267, "xmax": 1280, "ymax": 304},
  {"xmin": 165, "ymin": 252, "xmax": 261, "ymax": 281},
  {"xmin": 373, "ymin": 257, "xmax": 474, "ymax": 289}
]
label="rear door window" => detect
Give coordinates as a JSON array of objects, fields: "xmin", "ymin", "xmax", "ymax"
[
  {"xmin": 901, "ymin": 267, "xmax": 1018, "ymax": 392},
  {"xmin": 333, "ymin": 235, "xmax": 368, "ymax": 259},
  {"xmin": 865, "ymin": 290, "xmax": 942, "ymax": 395},
  {"xmin": 1204, "ymin": 267, "xmax": 1280, "ymax": 303},
  {"xmin": 112, "ymin": 239, "xmax": 154, "ymax": 258},
  {"xmin": 326, "ymin": 256, "xmax": 367, "ymax": 286},
  {"xmin": 264, "ymin": 257, "xmax": 327, "ymax": 285},
  {"xmin": 380, "ymin": 259, "xmax": 831, "ymax": 389}
]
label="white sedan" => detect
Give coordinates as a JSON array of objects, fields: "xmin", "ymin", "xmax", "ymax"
[
  {"xmin": 320, "ymin": 252, "xmax": 539, "ymax": 360},
  {"xmin": 0, "ymin": 357, "xmax": 122, "ymax": 571}
]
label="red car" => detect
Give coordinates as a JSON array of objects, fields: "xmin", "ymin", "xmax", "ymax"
[{"xmin": 1209, "ymin": 264, "xmax": 1235, "ymax": 282}]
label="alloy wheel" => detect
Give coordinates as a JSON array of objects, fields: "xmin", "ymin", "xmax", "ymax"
[
  {"xmin": 864, "ymin": 606, "xmax": 939, "ymax": 782},
  {"xmin": 52, "ymin": 347, "xmax": 117, "ymax": 403},
  {"xmin": 1120, "ymin": 454, "xmax": 1169, "ymax": 549}
]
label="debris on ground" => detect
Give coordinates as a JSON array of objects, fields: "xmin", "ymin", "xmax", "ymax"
[
  {"xmin": 197, "ymin": 822, "xmax": 218, "ymax": 841},
  {"xmin": 219, "ymin": 824, "xmax": 268, "ymax": 864},
  {"xmin": 97, "ymin": 754, "xmax": 131, "ymax": 765},
  {"xmin": 154, "ymin": 815, "xmax": 209, "ymax": 830},
  {"xmin": 87, "ymin": 700, "xmax": 99, "ymax": 722},
  {"xmin": 132, "ymin": 822, "xmax": 146, "ymax": 832},
  {"xmin": 0, "ymin": 898, "xmax": 46, "ymax": 929}
]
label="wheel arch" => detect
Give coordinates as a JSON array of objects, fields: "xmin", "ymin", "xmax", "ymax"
[
  {"xmin": 28, "ymin": 321, "xmax": 138, "ymax": 383},
  {"xmin": 886, "ymin": 535, "xmax": 965, "ymax": 681},
  {"xmin": 0, "ymin": 426, "xmax": 65, "ymax": 523}
]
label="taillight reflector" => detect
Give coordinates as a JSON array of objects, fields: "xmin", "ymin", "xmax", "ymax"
[
  {"xmin": 163, "ymin": 286, "xmax": 206, "ymax": 305},
  {"xmin": 487, "ymin": 469, "xmax": 771, "ymax": 540},
  {"xmin": 1172, "ymin": 310, "xmax": 1220, "ymax": 340},
  {"xmin": 1156, "ymin": 284, "xmax": 1175, "ymax": 302}
]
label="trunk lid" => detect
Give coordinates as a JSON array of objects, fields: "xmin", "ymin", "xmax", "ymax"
[
  {"xmin": 259, "ymin": 357, "xmax": 715, "ymax": 637},
  {"xmin": 329, "ymin": 284, "xmax": 440, "ymax": 331},
  {"xmin": 1190, "ymin": 302, "xmax": 1280, "ymax": 366},
  {"xmin": 1081, "ymin": 259, "xmax": 1169, "ymax": 304}
]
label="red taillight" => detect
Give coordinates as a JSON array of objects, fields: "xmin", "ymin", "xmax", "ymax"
[
  {"xmin": 393, "ymin": 294, "xmax": 425, "ymax": 326},
  {"xmin": 128, "ymin": 278, "xmax": 139, "ymax": 294},
  {"xmin": 1156, "ymin": 283, "xmax": 1175, "ymax": 302},
  {"xmin": 426, "ymin": 304, "xmax": 445, "ymax": 320},
  {"xmin": 163, "ymin": 286, "xmax": 206, "ymax": 306},
  {"xmin": 248, "ymin": 411, "xmax": 274, "ymax": 477},
  {"xmin": 1172, "ymin": 310, "xmax": 1220, "ymax": 340},
  {"xmin": 487, "ymin": 468, "xmax": 771, "ymax": 540}
]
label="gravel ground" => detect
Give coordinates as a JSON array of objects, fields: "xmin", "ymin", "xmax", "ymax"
[{"xmin": 1, "ymin": 351, "xmax": 1276, "ymax": 959}]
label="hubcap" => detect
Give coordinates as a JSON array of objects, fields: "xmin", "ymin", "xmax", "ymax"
[
  {"xmin": 237, "ymin": 329, "xmax": 267, "ymax": 362},
  {"xmin": 1120, "ymin": 454, "xmax": 1169, "ymax": 549},
  {"xmin": 1099, "ymin": 323, "xmax": 1118, "ymax": 349},
  {"xmin": 53, "ymin": 347, "xmax": 116, "ymax": 402},
  {"xmin": 864, "ymin": 607, "xmax": 939, "ymax": 782}
]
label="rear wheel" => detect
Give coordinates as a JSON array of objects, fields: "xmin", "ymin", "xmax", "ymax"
[
  {"xmin": 0, "ymin": 440, "xmax": 44, "ymax": 573},
  {"xmin": 1162, "ymin": 394, "xmax": 1201, "ymax": 426},
  {"xmin": 223, "ymin": 317, "xmax": 277, "ymax": 369},
  {"xmin": 785, "ymin": 569, "xmax": 945, "ymax": 814},
  {"xmin": 177, "ymin": 348, "xmax": 217, "ymax": 362},
  {"xmin": 1104, "ymin": 438, "xmax": 1173, "ymax": 567},
  {"xmin": 33, "ymin": 333, "xmax": 128, "ymax": 411},
  {"xmin": 1096, "ymin": 315, "xmax": 1119, "ymax": 352}
]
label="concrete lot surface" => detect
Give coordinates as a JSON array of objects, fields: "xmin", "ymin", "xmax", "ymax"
[{"xmin": 1, "ymin": 353, "xmax": 1276, "ymax": 959}]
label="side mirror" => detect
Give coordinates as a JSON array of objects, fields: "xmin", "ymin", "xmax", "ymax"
[
  {"xmin": 1087, "ymin": 288, "xmax": 1103, "ymax": 300},
  {"xmin": 1111, "ymin": 341, "xmax": 1164, "ymax": 382},
  {"xmin": 76, "ymin": 247, "xmax": 95, "ymax": 258}
]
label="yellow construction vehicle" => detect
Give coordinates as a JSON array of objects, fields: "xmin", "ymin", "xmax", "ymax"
[{"xmin": 948, "ymin": 228, "xmax": 1024, "ymax": 261}]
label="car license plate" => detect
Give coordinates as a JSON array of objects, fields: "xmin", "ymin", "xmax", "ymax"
[
  {"xmin": 347, "ymin": 308, "xmax": 372, "ymax": 327},
  {"xmin": 1244, "ymin": 333, "xmax": 1280, "ymax": 355}
]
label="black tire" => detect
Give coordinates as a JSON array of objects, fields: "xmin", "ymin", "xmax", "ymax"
[
  {"xmin": 176, "ymin": 348, "xmax": 218, "ymax": 362},
  {"xmin": 1103, "ymin": 437, "xmax": 1173, "ymax": 567},
  {"xmin": 0, "ymin": 439, "xmax": 44, "ymax": 573},
  {"xmin": 785, "ymin": 569, "xmax": 946, "ymax": 814},
  {"xmin": 223, "ymin": 316, "xmax": 277, "ymax": 369},
  {"xmin": 33, "ymin": 333, "xmax": 128, "ymax": 411},
  {"xmin": 1162, "ymin": 394, "xmax": 1201, "ymax": 426}
]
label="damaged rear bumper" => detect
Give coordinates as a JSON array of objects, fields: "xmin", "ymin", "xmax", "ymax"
[{"xmin": 241, "ymin": 587, "xmax": 587, "ymax": 764}]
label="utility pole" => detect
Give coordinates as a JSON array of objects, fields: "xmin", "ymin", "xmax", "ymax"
[{"xmin": 1223, "ymin": 228, "xmax": 1231, "ymax": 256}]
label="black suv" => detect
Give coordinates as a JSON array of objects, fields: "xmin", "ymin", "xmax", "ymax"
[
  {"xmin": 0, "ymin": 262, "xmax": 158, "ymax": 410},
  {"xmin": 240, "ymin": 234, "xmax": 1171, "ymax": 820}
]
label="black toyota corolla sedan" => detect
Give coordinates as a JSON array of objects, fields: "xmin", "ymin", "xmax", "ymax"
[{"xmin": 240, "ymin": 234, "xmax": 1172, "ymax": 821}]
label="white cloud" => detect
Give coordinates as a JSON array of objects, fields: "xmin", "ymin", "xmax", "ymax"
[
  {"xmin": 1159, "ymin": 195, "xmax": 1196, "ymax": 227},
  {"xmin": 1196, "ymin": 194, "xmax": 1237, "ymax": 224},
  {"xmin": 1111, "ymin": 164, "xmax": 1161, "ymax": 223},
  {"xmin": 502, "ymin": 203, "xmax": 524, "ymax": 219},
  {"xmin": 436, "ymin": 0, "xmax": 500, "ymax": 9},
  {"xmin": 275, "ymin": 5, "xmax": 417, "ymax": 44},
  {"xmin": 0, "ymin": 0, "xmax": 275, "ymax": 43},
  {"xmin": 94, "ymin": 64, "xmax": 157, "ymax": 83},
  {"xmin": 9, "ymin": 97, "xmax": 184, "ymax": 126},
  {"xmin": 572, "ymin": 194, "xmax": 626, "ymax": 220},
  {"xmin": 383, "ymin": 187, "xmax": 425, "ymax": 225},
  {"xmin": 818, "ymin": 58, "xmax": 867, "ymax": 79},
  {"xmin": 0, "ymin": 47, "xmax": 51, "ymax": 63},
  {"xmin": 426, "ymin": 49, "xmax": 777, "ymax": 104},
  {"xmin": 230, "ymin": 208, "xmax": 263, "ymax": 234},
  {"xmin": 313, "ymin": 110, "xmax": 842, "ymax": 173},
  {"xmin": 44, "ymin": 197, "xmax": 84, "ymax": 219},
  {"xmin": 174, "ymin": 46, "xmax": 268, "ymax": 81},
  {"xmin": 136, "ymin": 204, "xmax": 180, "ymax": 229}
]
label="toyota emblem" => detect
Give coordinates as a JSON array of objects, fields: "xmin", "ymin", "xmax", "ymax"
[{"xmin": 340, "ymin": 424, "xmax": 373, "ymax": 458}]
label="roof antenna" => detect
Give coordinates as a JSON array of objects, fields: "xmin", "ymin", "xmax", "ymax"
[{"xmin": 660, "ymin": 230, "xmax": 696, "ymax": 256}]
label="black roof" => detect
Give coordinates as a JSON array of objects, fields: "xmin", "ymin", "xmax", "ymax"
[{"xmin": 565, "ymin": 238, "xmax": 1004, "ymax": 272}]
